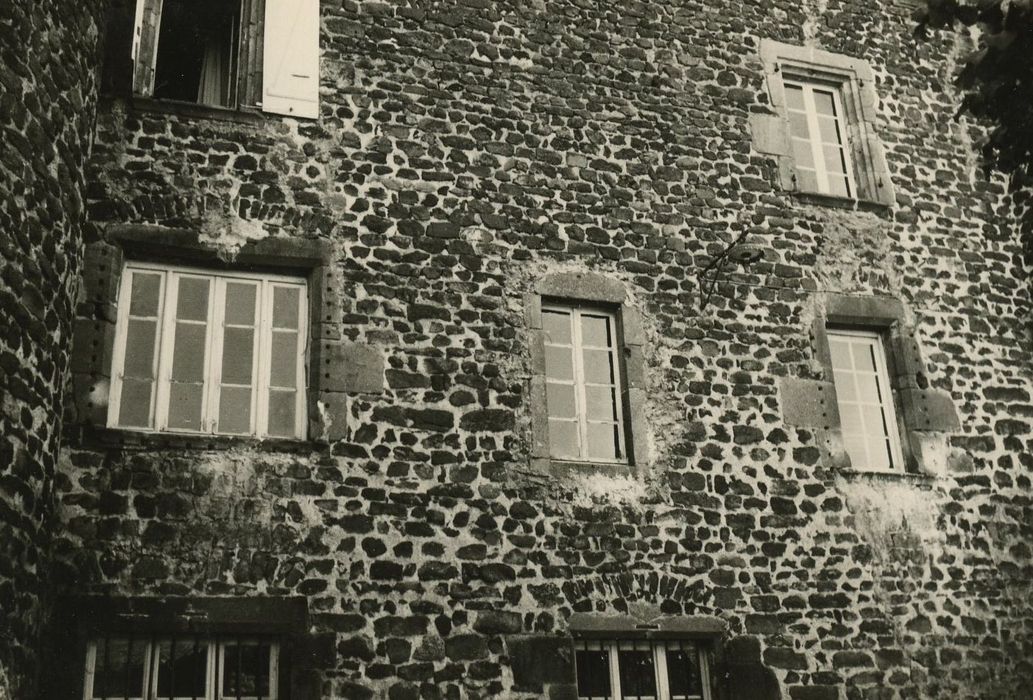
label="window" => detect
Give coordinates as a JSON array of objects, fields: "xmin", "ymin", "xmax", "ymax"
[
  {"xmin": 574, "ymin": 640, "xmax": 711, "ymax": 700},
  {"xmin": 542, "ymin": 302, "xmax": 627, "ymax": 463},
  {"xmin": 131, "ymin": 0, "xmax": 320, "ymax": 117},
  {"xmin": 827, "ymin": 328, "xmax": 904, "ymax": 472},
  {"xmin": 783, "ymin": 79, "xmax": 855, "ymax": 198},
  {"xmin": 83, "ymin": 635, "xmax": 279, "ymax": 700},
  {"xmin": 108, "ymin": 262, "xmax": 308, "ymax": 439}
]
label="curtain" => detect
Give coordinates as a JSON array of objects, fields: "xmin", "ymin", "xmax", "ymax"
[{"xmin": 196, "ymin": 34, "xmax": 228, "ymax": 106}]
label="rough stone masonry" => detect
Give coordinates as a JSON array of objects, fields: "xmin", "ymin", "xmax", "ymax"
[{"xmin": 1, "ymin": 0, "xmax": 1033, "ymax": 698}]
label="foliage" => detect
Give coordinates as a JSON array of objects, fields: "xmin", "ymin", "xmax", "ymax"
[{"xmin": 915, "ymin": 0, "xmax": 1033, "ymax": 187}]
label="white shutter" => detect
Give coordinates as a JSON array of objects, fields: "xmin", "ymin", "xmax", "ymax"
[
  {"xmin": 262, "ymin": 0, "xmax": 320, "ymax": 118},
  {"xmin": 131, "ymin": 0, "xmax": 163, "ymax": 95}
]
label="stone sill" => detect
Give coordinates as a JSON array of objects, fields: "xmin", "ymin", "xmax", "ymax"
[
  {"xmin": 546, "ymin": 459, "xmax": 638, "ymax": 479},
  {"xmin": 72, "ymin": 426, "xmax": 326, "ymax": 454},
  {"xmin": 104, "ymin": 95, "xmax": 268, "ymax": 126},
  {"xmin": 837, "ymin": 468, "xmax": 939, "ymax": 485},
  {"xmin": 792, "ymin": 191, "xmax": 893, "ymax": 216}
]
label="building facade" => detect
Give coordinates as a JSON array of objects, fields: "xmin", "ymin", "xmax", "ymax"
[{"xmin": 2, "ymin": 0, "xmax": 1033, "ymax": 698}]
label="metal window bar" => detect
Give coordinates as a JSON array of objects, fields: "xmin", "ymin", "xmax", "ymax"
[
  {"xmin": 574, "ymin": 640, "xmax": 709, "ymax": 700},
  {"xmin": 124, "ymin": 637, "xmax": 133, "ymax": 700},
  {"xmin": 236, "ymin": 637, "xmax": 243, "ymax": 700}
]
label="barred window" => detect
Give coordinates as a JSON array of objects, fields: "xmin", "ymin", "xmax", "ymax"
[{"xmin": 574, "ymin": 640, "xmax": 711, "ymax": 700}]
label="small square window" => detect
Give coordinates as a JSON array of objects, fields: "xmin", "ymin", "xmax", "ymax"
[
  {"xmin": 108, "ymin": 262, "xmax": 308, "ymax": 439},
  {"xmin": 574, "ymin": 639, "xmax": 712, "ymax": 700},
  {"xmin": 542, "ymin": 302, "xmax": 628, "ymax": 463},
  {"xmin": 827, "ymin": 328, "xmax": 904, "ymax": 472}
]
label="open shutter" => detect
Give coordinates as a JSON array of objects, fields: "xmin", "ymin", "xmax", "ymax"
[
  {"xmin": 262, "ymin": 0, "xmax": 320, "ymax": 118},
  {"xmin": 131, "ymin": 0, "xmax": 163, "ymax": 95}
]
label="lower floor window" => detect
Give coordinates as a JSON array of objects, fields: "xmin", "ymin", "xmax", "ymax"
[
  {"xmin": 84, "ymin": 636, "xmax": 279, "ymax": 700},
  {"xmin": 575, "ymin": 640, "xmax": 711, "ymax": 700}
]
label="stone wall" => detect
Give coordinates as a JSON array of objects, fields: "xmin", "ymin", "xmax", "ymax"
[
  {"xmin": 52, "ymin": 0, "xmax": 1033, "ymax": 698},
  {"xmin": 0, "ymin": 0, "xmax": 106, "ymax": 696}
]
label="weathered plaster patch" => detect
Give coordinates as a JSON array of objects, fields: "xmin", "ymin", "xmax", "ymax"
[
  {"xmin": 810, "ymin": 210, "xmax": 901, "ymax": 295},
  {"xmin": 565, "ymin": 471, "xmax": 665, "ymax": 513},
  {"xmin": 837, "ymin": 476, "xmax": 944, "ymax": 559},
  {"xmin": 198, "ymin": 207, "xmax": 268, "ymax": 259}
]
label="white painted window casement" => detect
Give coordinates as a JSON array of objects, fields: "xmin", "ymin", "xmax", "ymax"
[
  {"xmin": 108, "ymin": 262, "xmax": 308, "ymax": 439},
  {"xmin": 83, "ymin": 636, "xmax": 279, "ymax": 700},
  {"xmin": 783, "ymin": 79, "xmax": 856, "ymax": 198},
  {"xmin": 542, "ymin": 302, "xmax": 628, "ymax": 463},
  {"xmin": 827, "ymin": 329, "xmax": 904, "ymax": 472},
  {"xmin": 131, "ymin": 0, "xmax": 320, "ymax": 117},
  {"xmin": 574, "ymin": 640, "xmax": 712, "ymax": 700}
]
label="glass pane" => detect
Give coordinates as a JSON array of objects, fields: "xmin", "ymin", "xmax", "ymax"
[
  {"xmin": 545, "ymin": 346, "xmax": 574, "ymax": 381},
  {"xmin": 827, "ymin": 174, "xmax": 850, "ymax": 198},
  {"xmin": 221, "ymin": 327, "xmax": 255, "ymax": 385},
  {"xmin": 839, "ymin": 403, "xmax": 863, "ymax": 436},
  {"xmin": 618, "ymin": 648, "xmax": 657, "ymax": 699},
  {"xmin": 822, "ymin": 145, "xmax": 848, "ymax": 175},
  {"xmin": 546, "ymin": 382, "xmax": 577, "ymax": 419},
  {"xmin": 176, "ymin": 276, "xmax": 210, "ymax": 322},
  {"xmin": 270, "ymin": 331, "xmax": 299, "ymax": 388},
  {"xmin": 829, "ymin": 339, "xmax": 852, "ymax": 370},
  {"xmin": 586, "ymin": 423, "xmax": 621, "ymax": 461},
  {"xmin": 543, "ymin": 309, "xmax": 572, "ymax": 345},
  {"xmin": 548, "ymin": 419, "xmax": 579, "ymax": 458},
  {"xmin": 219, "ymin": 386, "xmax": 252, "ymax": 434},
  {"xmin": 171, "ymin": 323, "xmax": 207, "ymax": 382},
  {"xmin": 585, "ymin": 385, "xmax": 618, "ymax": 421},
  {"xmin": 91, "ymin": 638, "xmax": 147, "ymax": 700},
  {"xmin": 123, "ymin": 319, "xmax": 158, "ymax": 378},
  {"xmin": 583, "ymin": 349, "xmax": 615, "ymax": 385},
  {"xmin": 155, "ymin": 639, "xmax": 209, "ymax": 698},
  {"xmin": 225, "ymin": 282, "xmax": 258, "ymax": 326},
  {"xmin": 575, "ymin": 648, "xmax": 612, "ymax": 698},
  {"xmin": 796, "ymin": 168, "xmax": 819, "ymax": 192},
  {"xmin": 267, "ymin": 389, "xmax": 297, "ymax": 437},
  {"xmin": 791, "ymin": 138, "xmax": 814, "ymax": 169},
  {"xmin": 833, "ymin": 370, "xmax": 855, "ymax": 402},
  {"xmin": 784, "ymin": 84, "xmax": 804, "ymax": 110},
  {"xmin": 844, "ymin": 434, "xmax": 867, "ymax": 468},
  {"xmin": 788, "ymin": 111, "xmax": 811, "ymax": 139},
  {"xmin": 129, "ymin": 272, "xmax": 162, "ymax": 316},
  {"xmin": 273, "ymin": 286, "xmax": 300, "ymax": 329},
  {"xmin": 222, "ymin": 642, "xmax": 272, "ymax": 698},
  {"xmin": 665, "ymin": 644, "xmax": 703, "ymax": 698},
  {"xmin": 168, "ymin": 382, "xmax": 205, "ymax": 431},
  {"xmin": 856, "ymin": 374, "xmax": 880, "ymax": 404},
  {"xmin": 813, "ymin": 89, "xmax": 836, "ymax": 116},
  {"xmin": 118, "ymin": 379, "xmax": 153, "ymax": 428},
  {"xmin": 580, "ymin": 314, "xmax": 613, "ymax": 347},
  {"xmin": 867, "ymin": 436, "xmax": 893, "ymax": 471},
  {"xmin": 853, "ymin": 341, "xmax": 878, "ymax": 372},
  {"xmin": 818, "ymin": 115, "xmax": 843, "ymax": 144},
  {"xmin": 863, "ymin": 404, "xmax": 888, "ymax": 435}
]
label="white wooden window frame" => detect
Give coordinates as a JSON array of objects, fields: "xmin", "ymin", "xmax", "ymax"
[
  {"xmin": 827, "ymin": 328, "xmax": 905, "ymax": 472},
  {"xmin": 83, "ymin": 637, "xmax": 279, "ymax": 700},
  {"xmin": 782, "ymin": 77, "xmax": 857, "ymax": 198},
  {"xmin": 107, "ymin": 262, "xmax": 308, "ymax": 439},
  {"xmin": 575, "ymin": 639, "xmax": 712, "ymax": 700},
  {"xmin": 541, "ymin": 302, "xmax": 628, "ymax": 464}
]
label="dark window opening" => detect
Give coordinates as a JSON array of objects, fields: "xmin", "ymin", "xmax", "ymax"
[{"xmin": 152, "ymin": 0, "xmax": 241, "ymax": 107}]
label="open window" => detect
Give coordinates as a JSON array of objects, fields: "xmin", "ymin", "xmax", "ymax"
[
  {"xmin": 574, "ymin": 639, "xmax": 712, "ymax": 700},
  {"xmin": 131, "ymin": 0, "xmax": 320, "ymax": 117}
]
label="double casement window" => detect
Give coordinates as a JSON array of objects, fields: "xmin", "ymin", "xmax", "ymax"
[
  {"xmin": 108, "ymin": 263, "xmax": 308, "ymax": 439},
  {"xmin": 574, "ymin": 640, "xmax": 711, "ymax": 700},
  {"xmin": 131, "ymin": 0, "xmax": 319, "ymax": 117},
  {"xmin": 84, "ymin": 636, "xmax": 278, "ymax": 700},
  {"xmin": 542, "ymin": 302, "xmax": 628, "ymax": 463},
  {"xmin": 783, "ymin": 79, "xmax": 855, "ymax": 198},
  {"xmin": 827, "ymin": 328, "xmax": 904, "ymax": 472}
]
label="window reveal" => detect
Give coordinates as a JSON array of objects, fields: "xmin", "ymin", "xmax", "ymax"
[
  {"xmin": 575, "ymin": 640, "xmax": 711, "ymax": 700},
  {"xmin": 108, "ymin": 263, "xmax": 307, "ymax": 439},
  {"xmin": 542, "ymin": 303, "xmax": 627, "ymax": 463}
]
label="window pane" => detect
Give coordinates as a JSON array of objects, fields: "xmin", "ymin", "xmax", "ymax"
[
  {"xmin": 867, "ymin": 436, "xmax": 893, "ymax": 471},
  {"xmin": 575, "ymin": 648, "xmax": 612, "ymax": 698},
  {"xmin": 548, "ymin": 419, "xmax": 579, "ymax": 458},
  {"xmin": 829, "ymin": 339, "xmax": 852, "ymax": 370},
  {"xmin": 788, "ymin": 111, "xmax": 811, "ymax": 139},
  {"xmin": 221, "ymin": 327, "xmax": 255, "ymax": 385},
  {"xmin": 586, "ymin": 423, "xmax": 621, "ymax": 462},
  {"xmin": 791, "ymin": 138, "xmax": 814, "ymax": 169},
  {"xmin": 818, "ymin": 115, "xmax": 843, "ymax": 144},
  {"xmin": 270, "ymin": 331, "xmax": 299, "ymax": 388},
  {"xmin": 222, "ymin": 642, "xmax": 273, "ymax": 698},
  {"xmin": 844, "ymin": 434, "xmax": 867, "ymax": 467},
  {"xmin": 827, "ymin": 174, "xmax": 850, "ymax": 198},
  {"xmin": 543, "ymin": 310, "xmax": 572, "ymax": 345},
  {"xmin": 176, "ymin": 276, "xmax": 210, "ymax": 322},
  {"xmin": 784, "ymin": 84, "xmax": 804, "ymax": 110},
  {"xmin": 168, "ymin": 382, "xmax": 205, "ymax": 431},
  {"xmin": 545, "ymin": 346, "xmax": 574, "ymax": 381},
  {"xmin": 225, "ymin": 282, "xmax": 257, "ymax": 325},
  {"xmin": 583, "ymin": 349, "xmax": 615, "ymax": 385},
  {"xmin": 618, "ymin": 648, "xmax": 657, "ymax": 699},
  {"xmin": 665, "ymin": 644, "xmax": 704, "ymax": 699},
  {"xmin": 219, "ymin": 386, "xmax": 253, "ymax": 434},
  {"xmin": 796, "ymin": 168, "xmax": 818, "ymax": 192},
  {"xmin": 580, "ymin": 314, "xmax": 613, "ymax": 347},
  {"xmin": 268, "ymin": 389, "xmax": 297, "ymax": 437},
  {"xmin": 585, "ymin": 385, "xmax": 618, "ymax": 421},
  {"xmin": 273, "ymin": 286, "xmax": 300, "ymax": 329},
  {"xmin": 155, "ymin": 639, "xmax": 209, "ymax": 698},
  {"xmin": 813, "ymin": 89, "xmax": 836, "ymax": 116},
  {"xmin": 852, "ymin": 341, "xmax": 878, "ymax": 372},
  {"xmin": 862, "ymin": 404, "xmax": 888, "ymax": 435},
  {"xmin": 129, "ymin": 272, "xmax": 162, "ymax": 316},
  {"xmin": 822, "ymin": 145, "xmax": 848, "ymax": 176},
  {"xmin": 91, "ymin": 638, "xmax": 147, "ymax": 700},
  {"xmin": 833, "ymin": 370, "xmax": 855, "ymax": 402},
  {"xmin": 546, "ymin": 383, "xmax": 577, "ymax": 419},
  {"xmin": 171, "ymin": 323, "xmax": 207, "ymax": 382},
  {"xmin": 839, "ymin": 403, "xmax": 863, "ymax": 436},
  {"xmin": 856, "ymin": 374, "xmax": 880, "ymax": 404},
  {"xmin": 118, "ymin": 379, "xmax": 153, "ymax": 428},
  {"xmin": 123, "ymin": 319, "xmax": 158, "ymax": 379}
]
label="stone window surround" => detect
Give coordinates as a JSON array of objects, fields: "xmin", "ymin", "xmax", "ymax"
[
  {"xmin": 71, "ymin": 224, "xmax": 384, "ymax": 448},
  {"xmin": 781, "ymin": 294, "xmax": 961, "ymax": 476},
  {"xmin": 43, "ymin": 596, "xmax": 330, "ymax": 700},
  {"xmin": 524, "ymin": 271, "xmax": 650, "ymax": 479},
  {"xmin": 751, "ymin": 39, "xmax": 896, "ymax": 207}
]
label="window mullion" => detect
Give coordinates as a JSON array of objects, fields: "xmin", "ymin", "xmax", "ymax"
[
  {"xmin": 654, "ymin": 643, "xmax": 670, "ymax": 700},
  {"xmin": 255, "ymin": 280, "xmax": 273, "ymax": 437},
  {"xmin": 207, "ymin": 279, "xmax": 228, "ymax": 435},
  {"xmin": 270, "ymin": 643, "xmax": 280, "ymax": 700},
  {"xmin": 571, "ymin": 307, "xmax": 590, "ymax": 461},
  {"xmin": 153, "ymin": 271, "xmax": 179, "ymax": 432},
  {"xmin": 107, "ymin": 269, "xmax": 134, "ymax": 429},
  {"xmin": 609, "ymin": 643, "xmax": 622, "ymax": 700},
  {"xmin": 609, "ymin": 309, "xmax": 627, "ymax": 461},
  {"xmin": 831, "ymin": 87, "xmax": 856, "ymax": 197},
  {"xmin": 293, "ymin": 283, "xmax": 309, "ymax": 439},
  {"xmin": 872, "ymin": 336, "xmax": 905, "ymax": 471},
  {"xmin": 802, "ymin": 85, "xmax": 829, "ymax": 193}
]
